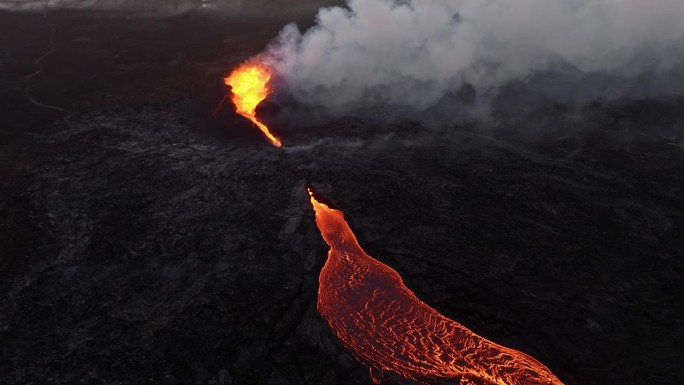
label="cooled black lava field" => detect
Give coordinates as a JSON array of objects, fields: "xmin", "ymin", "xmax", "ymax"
[{"xmin": 1, "ymin": 7, "xmax": 683, "ymax": 385}]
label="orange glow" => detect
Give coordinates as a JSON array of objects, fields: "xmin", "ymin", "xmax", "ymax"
[
  {"xmin": 308, "ymin": 188, "xmax": 564, "ymax": 385},
  {"xmin": 225, "ymin": 62, "xmax": 281, "ymax": 147}
]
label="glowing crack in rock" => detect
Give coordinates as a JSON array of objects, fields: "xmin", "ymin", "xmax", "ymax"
[
  {"xmin": 225, "ymin": 62, "xmax": 281, "ymax": 147},
  {"xmin": 308, "ymin": 188, "xmax": 564, "ymax": 385}
]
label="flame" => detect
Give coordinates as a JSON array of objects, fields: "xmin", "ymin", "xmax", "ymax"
[
  {"xmin": 225, "ymin": 62, "xmax": 281, "ymax": 147},
  {"xmin": 308, "ymin": 188, "xmax": 564, "ymax": 385}
]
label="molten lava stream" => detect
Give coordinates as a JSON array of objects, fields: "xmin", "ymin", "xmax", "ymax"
[
  {"xmin": 308, "ymin": 188, "xmax": 564, "ymax": 385},
  {"xmin": 225, "ymin": 62, "xmax": 281, "ymax": 147}
]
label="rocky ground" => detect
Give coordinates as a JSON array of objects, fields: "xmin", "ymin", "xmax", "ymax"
[{"xmin": 1, "ymin": 8, "xmax": 683, "ymax": 385}]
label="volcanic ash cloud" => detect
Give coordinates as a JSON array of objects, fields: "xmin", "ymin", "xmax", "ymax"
[{"xmin": 263, "ymin": 0, "xmax": 684, "ymax": 114}]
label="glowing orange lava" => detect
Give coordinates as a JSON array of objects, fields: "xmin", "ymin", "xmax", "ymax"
[
  {"xmin": 225, "ymin": 62, "xmax": 281, "ymax": 147},
  {"xmin": 308, "ymin": 188, "xmax": 564, "ymax": 385}
]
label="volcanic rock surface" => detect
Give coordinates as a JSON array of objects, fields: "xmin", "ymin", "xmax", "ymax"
[{"xmin": 1, "ymin": 8, "xmax": 683, "ymax": 385}]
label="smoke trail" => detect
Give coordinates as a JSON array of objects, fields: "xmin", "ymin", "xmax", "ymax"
[{"xmin": 264, "ymin": 0, "xmax": 684, "ymax": 114}]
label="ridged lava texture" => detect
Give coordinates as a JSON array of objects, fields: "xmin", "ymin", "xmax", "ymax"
[{"xmin": 309, "ymin": 189, "xmax": 564, "ymax": 385}]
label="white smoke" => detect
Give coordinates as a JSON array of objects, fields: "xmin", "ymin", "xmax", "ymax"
[{"xmin": 264, "ymin": 0, "xmax": 684, "ymax": 114}]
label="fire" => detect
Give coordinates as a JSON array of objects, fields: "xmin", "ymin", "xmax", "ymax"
[
  {"xmin": 224, "ymin": 62, "xmax": 282, "ymax": 147},
  {"xmin": 308, "ymin": 188, "xmax": 564, "ymax": 385}
]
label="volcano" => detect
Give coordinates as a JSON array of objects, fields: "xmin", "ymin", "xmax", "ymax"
[
  {"xmin": 224, "ymin": 62, "xmax": 281, "ymax": 147},
  {"xmin": 1, "ymin": 4, "xmax": 683, "ymax": 385}
]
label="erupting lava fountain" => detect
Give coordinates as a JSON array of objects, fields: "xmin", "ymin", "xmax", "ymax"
[
  {"xmin": 308, "ymin": 188, "xmax": 564, "ymax": 385},
  {"xmin": 225, "ymin": 62, "xmax": 281, "ymax": 147}
]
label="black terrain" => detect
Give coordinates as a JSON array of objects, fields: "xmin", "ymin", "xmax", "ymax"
[{"xmin": 1, "ymin": 8, "xmax": 683, "ymax": 385}]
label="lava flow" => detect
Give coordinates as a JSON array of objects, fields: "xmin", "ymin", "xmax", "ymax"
[
  {"xmin": 224, "ymin": 62, "xmax": 281, "ymax": 147},
  {"xmin": 308, "ymin": 188, "xmax": 564, "ymax": 385}
]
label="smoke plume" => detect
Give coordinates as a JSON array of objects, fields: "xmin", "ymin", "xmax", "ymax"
[{"xmin": 263, "ymin": 0, "xmax": 684, "ymax": 115}]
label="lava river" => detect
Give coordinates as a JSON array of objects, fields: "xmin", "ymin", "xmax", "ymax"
[{"xmin": 308, "ymin": 189, "xmax": 564, "ymax": 385}]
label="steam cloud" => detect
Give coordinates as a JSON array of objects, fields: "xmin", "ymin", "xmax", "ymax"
[{"xmin": 264, "ymin": 0, "xmax": 684, "ymax": 114}]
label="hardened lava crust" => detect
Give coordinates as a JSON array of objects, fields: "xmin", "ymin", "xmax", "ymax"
[{"xmin": 1, "ymin": 9, "xmax": 683, "ymax": 385}]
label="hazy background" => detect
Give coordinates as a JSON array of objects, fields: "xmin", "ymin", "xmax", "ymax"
[{"xmin": 0, "ymin": 0, "xmax": 345, "ymax": 16}]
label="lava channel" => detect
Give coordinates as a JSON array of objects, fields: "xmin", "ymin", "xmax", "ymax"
[
  {"xmin": 225, "ymin": 62, "xmax": 281, "ymax": 147},
  {"xmin": 308, "ymin": 188, "xmax": 564, "ymax": 385}
]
